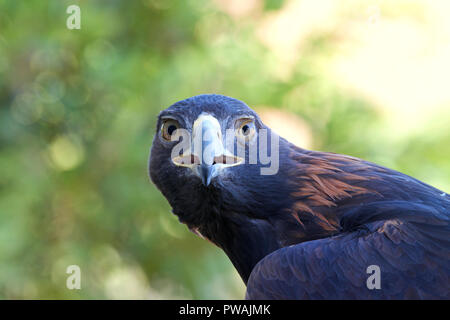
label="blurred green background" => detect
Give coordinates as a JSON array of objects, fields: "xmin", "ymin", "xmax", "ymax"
[{"xmin": 0, "ymin": 0, "xmax": 449, "ymax": 299}]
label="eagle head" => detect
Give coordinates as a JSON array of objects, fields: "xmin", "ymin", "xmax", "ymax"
[{"xmin": 149, "ymin": 94, "xmax": 287, "ymax": 281}]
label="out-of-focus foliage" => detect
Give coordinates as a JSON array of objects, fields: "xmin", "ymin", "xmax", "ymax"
[{"xmin": 0, "ymin": 0, "xmax": 449, "ymax": 299}]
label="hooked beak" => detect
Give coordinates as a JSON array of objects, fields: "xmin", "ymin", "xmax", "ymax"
[{"xmin": 171, "ymin": 114, "xmax": 243, "ymax": 186}]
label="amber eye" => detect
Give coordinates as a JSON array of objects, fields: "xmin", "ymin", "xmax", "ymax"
[
  {"xmin": 161, "ymin": 119, "xmax": 180, "ymax": 141},
  {"xmin": 235, "ymin": 118, "xmax": 256, "ymax": 142}
]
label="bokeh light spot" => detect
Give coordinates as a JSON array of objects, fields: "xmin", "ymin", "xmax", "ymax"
[{"xmin": 48, "ymin": 136, "xmax": 85, "ymax": 171}]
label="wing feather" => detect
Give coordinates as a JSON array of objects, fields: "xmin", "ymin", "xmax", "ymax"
[{"xmin": 246, "ymin": 206, "xmax": 450, "ymax": 299}]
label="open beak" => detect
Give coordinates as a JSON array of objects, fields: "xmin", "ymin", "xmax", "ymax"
[{"xmin": 171, "ymin": 114, "xmax": 243, "ymax": 186}]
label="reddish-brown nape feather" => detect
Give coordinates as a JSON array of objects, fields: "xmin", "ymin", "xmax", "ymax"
[{"xmin": 287, "ymin": 149, "xmax": 386, "ymax": 234}]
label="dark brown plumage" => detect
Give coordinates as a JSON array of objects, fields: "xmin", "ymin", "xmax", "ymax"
[{"xmin": 149, "ymin": 94, "xmax": 450, "ymax": 299}]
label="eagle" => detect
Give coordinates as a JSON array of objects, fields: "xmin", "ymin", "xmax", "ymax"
[{"xmin": 149, "ymin": 94, "xmax": 449, "ymax": 299}]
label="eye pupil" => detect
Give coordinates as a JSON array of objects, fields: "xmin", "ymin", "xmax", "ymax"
[
  {"xmin": 167, "ymin": 125, "xmax": 177, "ymax": 135},
  {"xmin": 242, "ymin": 125, "xmax": 250, "ymax": 135}
]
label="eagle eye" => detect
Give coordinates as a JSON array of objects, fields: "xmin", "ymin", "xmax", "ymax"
[
  {"xmin": 161, "ymin": 119, "xmax": 180, "ymax": 141},
  {"xmin": 235, "ymin": 118, "xmax": 256, "ymax": 143}
]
